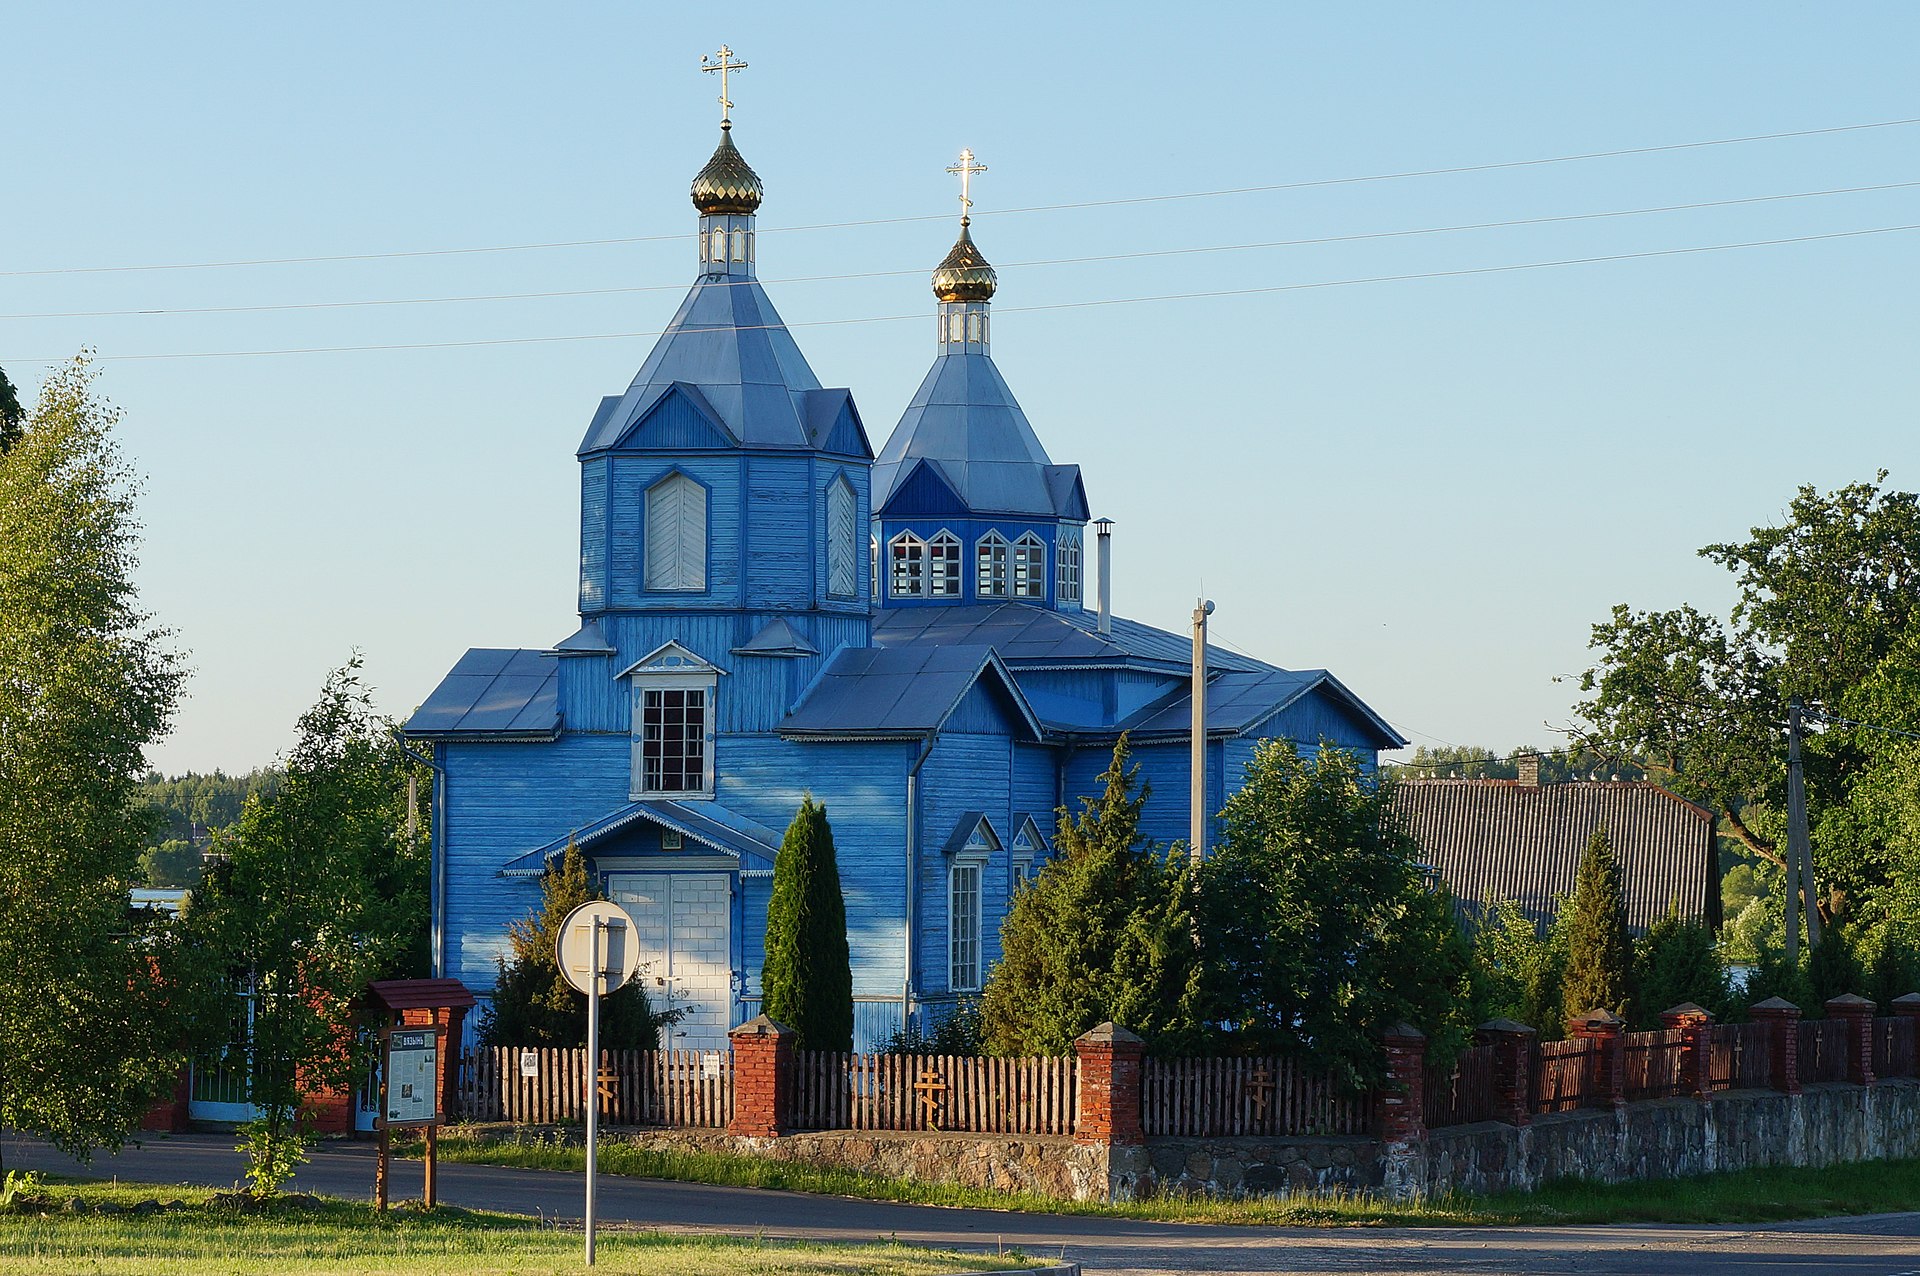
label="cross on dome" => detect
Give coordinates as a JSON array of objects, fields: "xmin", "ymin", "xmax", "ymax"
[
  {"xmin": 701, "ymin": 44, "xmax": 748, "ymax": 126},
  {"xmin": 946, "ymin": 148, "xmax": 987, "ymax": 225}
]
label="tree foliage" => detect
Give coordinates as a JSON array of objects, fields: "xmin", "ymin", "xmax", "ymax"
[
  {"xmin": 1628, "ymin": 908, "xmax": 1729, "ymax": 1028},
  {"xmin": 760, "ymin": 796, "xmax": 854, "ymax": 1052},
  {"xmin": 1383, "ymin": 745, "xmax": 1645, "ymax": 783},
  {"xmin": 1469, "ymin": 897, "xmax": 1567, "ymax": 1037},
  {"xmin": 480, "ymin": 841, "xmax": 671, "ymax": 1050},
  {"xmin": 188, "ymin": 659, "xmax": 429, "ymax": 1193},
  {"xmin": 0, "ymin": 356, "xmax": 196, "ymax": 1170},
  {"xmin": 980, "ymin": 737, "xmax": 1203, "ymax": 1057},
  {"xmin": 1194, "ymin": 741, "xmax": 1474, "ymax": 1084},
  {"xmin": 0, "ymin": 364, "xmax": 23, "ymax": 455},
  {"xmin": 1559, "ymin": 827, "xmax": 1633, "ymax": 1023}
]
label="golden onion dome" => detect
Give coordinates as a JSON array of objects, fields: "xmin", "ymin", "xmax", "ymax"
[
  {"xmin": 691, "ymin": 126, "xmax": 763, "ymax": 216},
  {"xmin": 931, "ymin": 221, "xmax": 997, "ymax": 302}
]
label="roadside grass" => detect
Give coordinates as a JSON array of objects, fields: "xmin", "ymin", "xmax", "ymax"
[
  {"xmin": 0, "ymin": 1178, "xmax": 1034, "ymax": 1275},
  {"xmin": 411, "ymin": 1127, "xmax": 1920, "ymax": 1228}
]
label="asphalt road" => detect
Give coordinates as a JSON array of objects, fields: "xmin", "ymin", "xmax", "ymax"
[{"xmin": 6, "ymin": 1131, "xmax": 1919, "ymax": 1275}]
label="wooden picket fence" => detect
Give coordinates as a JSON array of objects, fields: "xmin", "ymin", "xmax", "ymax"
[
  {"xmin": 1621, "ymin": 1026, "xmax": 1687, "ymax": 1101},
  {"xmin": 460, "ymin": 1047, "xmax": 732, "ymax": 1127},
  {"xmin": 1709, "ymin": 1021, "xmax": 1774, "ymax": 1090},
  {"xmin": 1140, "ymin": 1055, "xmax": 1370, "ymax": 1137},
  {"xmin": 1532, "ymin": 1037, "xmax": 1595, "ymax": 1113},
  {"xmin": 1800, "ymin": 1019, "xmax": 1850, "ymax": 1083},
  {"xmin": 1424, "ymin": 1044, "xmax": 1497, "ymax": 1128},
  {"xmin": 787, "ymin": 1051, "xmax": 1076, "ymax": 1134}
]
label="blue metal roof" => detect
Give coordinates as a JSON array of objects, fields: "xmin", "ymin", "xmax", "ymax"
[
  {"xmin": 780, "ymin": 643, "xmax": 1042, "ymax": 739},
  {"xmin": 553, "ymin": 619, "xmax": 617, "ymax": 655},
  {"xmin": 732, "ymin": 616, "xmax": 819, "ymax": 657},
  {"xmin": 403, "ymin": 648, "xmax": 559, "ymax": 739},
  {"xmin": 501, "ymin": 798, "xmax": 781, "ymax": 878},
  {"xmin": 871, "ymin": 604, "xmax": 1269, "ymax": 673},
  {"xmin": 1120, "ymin": 668, "xmax": 1410, "ymax": 749},
  {"xmin": 578, "ymin": 277, "xmax": 870, "ymax": 457},
  {"xmin": 873, "ymin": 352, "xmax": 1087, "ymax": 520}
]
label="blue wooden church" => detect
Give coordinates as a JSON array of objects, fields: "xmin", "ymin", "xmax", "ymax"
[{"xmin": 404, "ymin": 82, "xmax": 1405, "ymax": 1051}]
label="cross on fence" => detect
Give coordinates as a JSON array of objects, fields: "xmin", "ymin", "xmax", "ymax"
[
  {"xmin": 914, "ymin": 1066, "xmax": 950, "ymax": 1129},
  {"xmin": 1246, "ymin": 1066, "xmax": 1276, "ymax": 1121}
]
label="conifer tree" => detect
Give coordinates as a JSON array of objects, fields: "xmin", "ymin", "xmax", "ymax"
[
  {"xmin": 980, "ymin": 737, "xmax": 1202, "ymax": 1057},
  {"xmin": 1560, "ymin": 826, "xmax": 1634, "ymax": 1023},
  {"xmin": 1629, "ymin": 906, "xmax": 1729, "ymax": 1028},
  {"xmin": 760, "ymin": 796, "xmax": 853, "ymax": 1051},
  {"xmin": 481, "ymin": 840, "xmax": 668, "ymax": 1049}
]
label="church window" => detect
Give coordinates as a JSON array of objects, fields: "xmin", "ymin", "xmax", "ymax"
[
  {"xmin": 949, "ymin": 860, "xmax": 983, "ymax": 992},
  {"xmin": 1012, "ymin": 533, "xmax": 1046, "ymax": 600},
  {"xmin": 870, "ymin": 536, "xmax": 879, "ymax": 599},
  {"xmin": 826, "ymin": 477, "xmax": 857, "ymax": 598},
  {"xmin": 948, "ymin": 312, "xmax": 966, "ymax": 343},
  {"xmin": 644, "ymin": 472, "xmax": 707, "ymax": 592},
  {"xmin": 889, "ymin": 531, "xmax": 926, "ymax": 598},
  {"xmin": 730, "ymin": 229, "xmax": 746, "ymax": 261},
  {"xmin": 637, "ymin": 685, "xmax": 710, "ymax": 796},
  {"xmin": 709, "ymin": 227, "xmax": 726, "ymax": 264},
  {"xmin": 976, "ymin": 532, "xmax": 1009, "ymax": 598},
  {"xmin": 929, "ymin": 531, "xmax": 961, "ymax": 596},
  {"xmin": 1056, "ymin": 528, "xmax": 1082, "ymax": 603},
  {"xmin": 966, "ymin": 312, "xmax": 984, "ymax": 343}
]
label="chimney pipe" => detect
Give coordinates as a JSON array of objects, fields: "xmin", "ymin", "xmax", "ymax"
[
  {"xmin": 1095, "ymin": 518, "xmax": 1113, "ymax": 636},
  {"xmin": 1517, "ymin": 752, "xmax": 1541, "ymax": 787}
]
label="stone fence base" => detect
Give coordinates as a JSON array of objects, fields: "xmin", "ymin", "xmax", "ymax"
[{"xmin": 450, "ymin": 1077, "xmax": 1919, "ymax": 1203}]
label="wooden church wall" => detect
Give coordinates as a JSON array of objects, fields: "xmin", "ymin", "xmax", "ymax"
[
  {"xmin": 578, "ymin": 457, "xmax": 610, "ymax": 613},
  {"xmin": 1012, "ymin": 741, "xmax": 1058, "ymax": 833},
  {"xmin": 916, "ymin": 732, "xmax": 1017, "ymax": 998},
  {"xmin": 604, "ymin": 456, "xmax": 742, "ymax": 611},
  {"xmin": 745, "ymin": 454, "xmax": 813, "ymax": 610},
  {"xmin": 808, "ymin": 461, "xmax": 871, "ymax": 613}
]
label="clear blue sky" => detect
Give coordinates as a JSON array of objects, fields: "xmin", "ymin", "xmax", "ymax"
[{"xmin": 4, "ymin": 4, "xmax": 1915, "ymax": 775}]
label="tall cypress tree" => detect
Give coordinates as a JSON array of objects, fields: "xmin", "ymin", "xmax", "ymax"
[
  {"xmin": 1561, "ymin": 826, "xmax": 1634, "ymax": 1023},
  {"xmin": 761, "ymin": 796, "xmax": 853, "ymax": 1051}
]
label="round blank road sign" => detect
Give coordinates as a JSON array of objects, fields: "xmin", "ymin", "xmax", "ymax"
[{"xmin": 555, "ymin": 900, "xmax": 642, "ymax": 996}]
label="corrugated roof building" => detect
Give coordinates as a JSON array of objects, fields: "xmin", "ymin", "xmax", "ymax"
[{"xmin": 1390, "ymin": 764, "xmax": 1720, "ymax": 933}]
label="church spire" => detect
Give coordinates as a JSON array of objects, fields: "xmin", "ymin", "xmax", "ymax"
[
  {"xmin": 691, "ymin": 45, "xmax": 761, "ymax": 277},
  {"xmin": 931, "ymin": 149, "xmax": 996, "ymax": 352}
]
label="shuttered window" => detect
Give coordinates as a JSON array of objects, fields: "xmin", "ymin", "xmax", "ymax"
[
  {"xmin": 645, "ymin": 473, "xmax": 707, "ymax": 592},
  {"xmin": 826, "ymin": 477, "xmax": 857, "ymax": 598}
]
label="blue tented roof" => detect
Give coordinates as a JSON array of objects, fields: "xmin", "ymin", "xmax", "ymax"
[
  {"xmin": 500, "ymin": 798, "xmax": 781, "ymax": 878},
  {"xmin": 871, "ymin": 604, "xmax": 1269, "ymax": 673},
  {"xmin": 873, "ymin": 352, "xmax": 1087, "ymax": 520},
  {"xmin": 577, "ymin": 276, "xmax": 870, "ymax": 457},
  {"xmin": 403, "ymin": 649, "xmax": 559, "ymax": 739},
  {"xmin": 780, "ymin": 644, "xmax": 1041, "ymax": 739},
  {"xmin": 732, "ymin": 616, "xmax": 819, "ymax": 657}
]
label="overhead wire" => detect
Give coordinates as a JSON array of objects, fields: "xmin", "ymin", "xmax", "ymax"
[
  {"xmin": 9, "ymin": 220, "xmax": 1915, "ymax": 364},
  {"xmin": 7, "ymin": 178, "xmax": 1915, "ymax": 322},
  {"xmin": 5, "ymin": 115, "xmax": 1917, "ymax": 278}
]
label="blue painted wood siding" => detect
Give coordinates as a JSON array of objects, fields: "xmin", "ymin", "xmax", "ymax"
[{"xmin": 917, "ymin": 732, "xmax": 1015, "ymax": 995}]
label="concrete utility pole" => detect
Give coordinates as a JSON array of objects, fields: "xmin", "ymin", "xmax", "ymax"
[
  {"xmin": 1786, "ymin": 696, "xmax": 1820, "ymax": 956},
  {"xmin": 1190, "ymin": 599, "xmax": 1213, "ymax": 864}
]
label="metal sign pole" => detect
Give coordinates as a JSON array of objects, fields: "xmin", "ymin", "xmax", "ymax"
[{"xmin": 584, "ymin": 916, "xmax": 602, "ymax": 1266}]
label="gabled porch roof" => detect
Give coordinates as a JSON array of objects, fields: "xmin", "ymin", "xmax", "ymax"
[{"xmin": 501, "ymin": 798, "xmax": 782, "ymax": 878}]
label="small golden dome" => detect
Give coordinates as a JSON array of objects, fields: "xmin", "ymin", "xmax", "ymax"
[
  {"xmin": 691, "ymin": 126, "xmax": 763, "ymax": 216},
  {"xmin": 931, "ymin": 221, "xmax": 997, "ymax": 302}
]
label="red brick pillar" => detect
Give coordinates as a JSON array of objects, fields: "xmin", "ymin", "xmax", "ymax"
[
  {"xmin": 1660, "ymin": 1002, "xmax": 1714, "ymax": 1101},
  {"xmin": 1893, "ymin": 993, "xmax": 1920, "ymax": 1021},
  {"xmin": 1475, "ymin": 1018, "xmax": 1536, "ymax": 1127},
  {"xmin": 1825, "ymin": 994, "xmax": 1877, "ymax": 1087},
  {"xmin": 1568, "ymin": 1009, "xmax": 1626, "ymax": 1109},
  {"xmin": 1750, "ymin": 996, "xmax": 1801, "ymax": 1095},
  {"xmin": 1375, "ymin": 1023, "xmax": 1427, "ymax": 1143},
  {"xmin": 727, "ymin": 1014, "xmax": 794, "ymax": 1137},
  {"xmin": 1073, "ymin": 1022, "xmax": 1146, "ymax": 1145}
]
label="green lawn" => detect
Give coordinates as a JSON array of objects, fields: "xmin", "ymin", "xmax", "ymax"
[
  {"xmin": 411, "ymin": 1127, "xmax": 1920, "ymax": 1228},
  {"xmin": 0, "ymin": 1180, "xmax": 1034, "ymax": 1275}
]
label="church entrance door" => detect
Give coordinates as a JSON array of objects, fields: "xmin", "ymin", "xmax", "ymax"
[{"xmin": 607, "ymin": 872, "xmax": 733, "ymax": 1053}]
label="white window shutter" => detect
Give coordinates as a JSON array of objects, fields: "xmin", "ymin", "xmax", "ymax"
[
  {"xmin": 827, "ymin": 478, "xmax": 856, "ymax": 597},
  {"xmin": 646, "ymin": 474, "xmax": 707, "ymax": 591}
]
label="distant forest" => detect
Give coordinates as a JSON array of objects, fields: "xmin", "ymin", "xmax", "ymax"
[
  {"xmin": 1380, "ymin": 744, "xmax": 1648, "ymax": 784},
  {"xmin": 136, "ymin": 769, "xmax": 276, "ymax": 888}
]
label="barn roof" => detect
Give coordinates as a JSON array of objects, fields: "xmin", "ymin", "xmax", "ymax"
[
  {"xmin": 780, "ymin": 644, "xmax": 1042, "ymax": 740},
  {"xmin": 402, "ymin": 648, "xmax": 559, "ymax": 740},
  {"xmin": 1390, "ymin": 778, "xmax": 1719, "ymax": 933}
]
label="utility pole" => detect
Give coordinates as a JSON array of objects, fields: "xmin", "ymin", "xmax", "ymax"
[
  {"xmin": 1786, "ymin": 696, "xmax": 1820, "ymax": 953},
  {"xmin": 1190, "ymin": 599, "xmax": 1214, "ymax": 864}
]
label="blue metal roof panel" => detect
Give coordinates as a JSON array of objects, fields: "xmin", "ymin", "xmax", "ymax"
[
  {"xmin": 780, "ymin": 643, "xmax": 1040, "ymax": 738},
  {"xmin": 873, "ymin": 352, "xmax": 1070, "ymax": 518},
  {"xmin": 501, "ymin": 798, "xmax": 780, "ymax": 877},
  {"xmin": 404, "ymin": 648, "xmax": 559, "ymax": 737}
]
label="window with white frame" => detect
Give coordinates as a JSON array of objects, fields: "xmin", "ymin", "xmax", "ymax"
[
  {"xmin": 645, "ymin": 472, "xmax": 707, "ymax": 592},
  {"xmin": 870, "ymin": 536, "xmax": 879, "ymax": 599},
  {"xmin": 889, "ymin": 531, "xmax": 926, "ymax": 597},
  {"xmin": 709, "ymin": 227, "xmax": 726, "ymax": 264},
  {"xmin": 730, "ymin": 229, "xmax": 747, "ymax": 261},
  {"xmin": 826, "ymin": 477, "xmax": 858, "ymax": 598},
  {"xmin": 976, "ymin": 531, "xmax": 1009, "ymax": 598},
  {"xmin": 1056, "ymin": 527, "xmax": 1082, "ymax": 603},
  {"xmin": 1012, "ymin": 532, "xmax": 1046, "ymax": 600},
  {"xmin": 929, "ymin": 531, "xmax": 961, "ymax": 596},
  {"xmin": 636, "ymin": 684, "xmax": 711, "ymax": 795},
  {"xmin": 949, "ymin": 860, "xmax": 983, "ymax": 992}
]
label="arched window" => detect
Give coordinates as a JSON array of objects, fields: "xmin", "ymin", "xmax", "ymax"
[
  {"xmin": 645, "ymin": 472, "xmax": 707, "ymax": 592},
  {"xmin": 870, "ymin": 536, "xmax": 879, "ymax": 600},
  {"xmin": 1013, "ymin": 533, "xmax": 1047, "ymax": 599},
  {"xmin": 730, "ymin": 229, "xmax": 746, "ymax": 261},
  {"xmin": 966, "ymin": 312, "xmax": 984, "ymax": 343},
  {"xmin": 929, "ymin": 531, "xmax": 961, "ymax": 596},
  {"xmin": 889, "ymin": 531, "xmax": 926, "ymax": 598},
  {"xmin": 948, "ymin": 312, "xmax": 966, "ymax": 343},
  {"xmin": 709, "ymin": 227, "xmax": 726, "ymax": 264},
  {"xmin": 826, "ymin": 477, "xmax": 857, "ymax": 599},
  {"xmin": 1056, "ymin": 527, "xmax": 1082, "ymax": 604},
  {"xmin": 976, "ymin": 532, "xmax": 1009, "ymax": 598}
]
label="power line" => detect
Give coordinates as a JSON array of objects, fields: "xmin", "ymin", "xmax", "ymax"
[
  {"xmin": 6, "ymin": 115, "xmax": 1916, "ymax": 279},
  {"xmin": 9, "ymin": 220, "xmax": 1910, "ymax": 365},
  {"xmin": 10, "ymin": 178, "xmax": 1914, "ymax": 322},
  {"xmin": 1803, "ymin": 708, "xmax": 1920, "ymax": 742}
]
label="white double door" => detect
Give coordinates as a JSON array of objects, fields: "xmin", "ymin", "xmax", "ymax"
[{"xmin": 607, "ymin": 872, "xmax": 733, "ymax": 1052}]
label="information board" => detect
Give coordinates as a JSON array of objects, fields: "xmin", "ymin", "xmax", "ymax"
[{"xmin": 384, "ymin": 1028, "xmax": 439, "ymax": 1127}]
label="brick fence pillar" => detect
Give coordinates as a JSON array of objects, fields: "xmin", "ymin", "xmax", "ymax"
[
  {"xmin": 1825, "ymin": 993, "xmax": 1877, "ymax": 1087},
  {"xmin": 1750, "ymin": 996, "xmax": 1801, "ymax": 1095},
  {"xmin": 1073, "ymin": 1022, "xmax": 1146, "ymax": 1145},
  {"xmin": 1568, "ymin": 1009, "xmax": 1626, "ymax": 1109},
  {"xmin": 1893, "ymin": 993, "xmax": 1920, "ymax": 1021},
  {"xmin": 1375, "ymin": 1023, "xmax": 1427, "ymax": 1143},
  {"xmin": 727, "ymin": 1014, "xmax": 794, "ymax": 1137},
  {"xmin": 1475, "ymin": 1018, "xmax": 1536, "ymax": 1127},
  {"xmin": 1660, "ymin": 1001, "xmax": 1714, "ymax": 1101}
]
